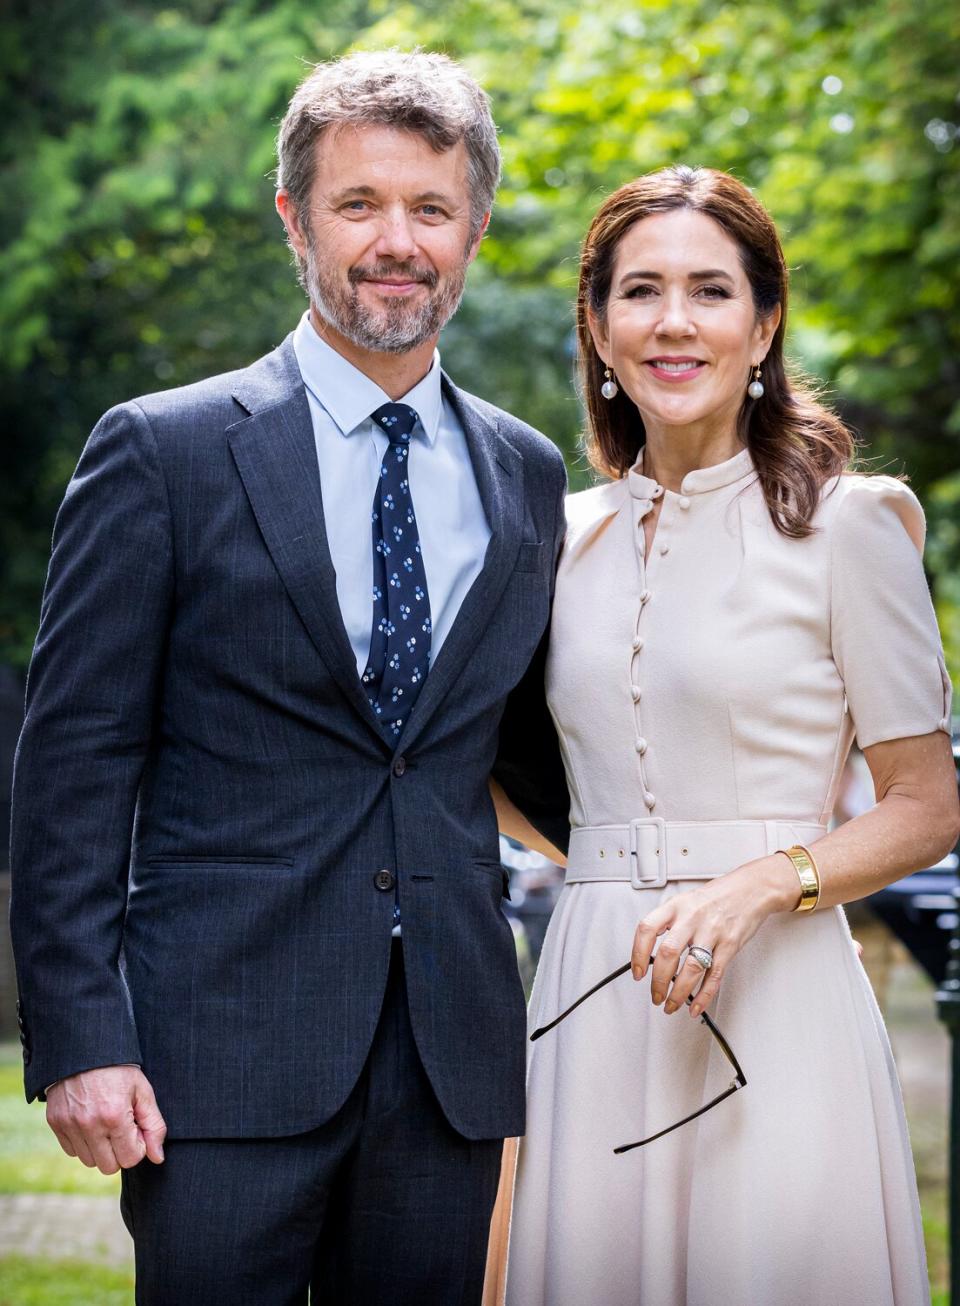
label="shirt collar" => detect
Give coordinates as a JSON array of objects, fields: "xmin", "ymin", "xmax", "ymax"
[
  {"xmin": 293, "ymin": 311, "xmax": 442, "ymax": 446},
  {"xmin": 628, "ymin": 445, "xmax": 756, "ymax": 499}
]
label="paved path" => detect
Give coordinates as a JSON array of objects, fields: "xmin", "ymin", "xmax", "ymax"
[{"xmin": 0, "ymin": 1193, "xmax": 133, "ymax": 1266}]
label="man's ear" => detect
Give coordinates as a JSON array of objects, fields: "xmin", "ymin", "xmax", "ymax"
[
  {"xmin": 466, "ymin": 211, "xmax": 492, "ymax": 264},
  {"xmin": 276, "ymin": 190, "xmax": 308, "ymax": 261}
]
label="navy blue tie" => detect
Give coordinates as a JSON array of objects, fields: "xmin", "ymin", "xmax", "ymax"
[{"xmin": 363, "ymin": 403, "xmax": 432, "ymax": 739}]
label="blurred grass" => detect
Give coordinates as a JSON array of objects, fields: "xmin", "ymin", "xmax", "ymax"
[
  {"xmin": 0, "ymin": 1255, "xmax": 133, "ymax": 1305},
  {"xmin": 924, "ymin": 1203, "xmax": 949, "ymax": 1305}
]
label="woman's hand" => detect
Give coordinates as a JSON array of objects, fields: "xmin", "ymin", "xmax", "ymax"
[
  {"xmin": 631, "ymin": 853, "xmax": 800, "ymax": 1018},
  {"xmin": 630, "ymin": 732, "xmax": 958, "ymax": 1020}
]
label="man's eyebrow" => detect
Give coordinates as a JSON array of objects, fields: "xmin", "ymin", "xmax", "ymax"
[
  {"xmin": 327, "ymin": 186, "xmax": 459, "ymax": 207},
  {"xmin": 329, "ymin": 185, "xmax": 377, "ymax": 203},
  {"xmin": 618, "ymin": 268, "xmax": 737, "ymax": 283}
]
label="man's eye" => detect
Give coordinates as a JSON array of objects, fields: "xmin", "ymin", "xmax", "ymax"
[
  {"xmin": 342, "ymin": 201, "xmax": 370, "ymax": 213},
  {"xmin": 418, "ymin": 205, "xmax": 445, "ymax": 217}
]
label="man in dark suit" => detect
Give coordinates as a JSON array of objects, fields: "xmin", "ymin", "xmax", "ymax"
[{"xmin": 9, "ymin": 50, "xmax": 567, "ymax": 1305}]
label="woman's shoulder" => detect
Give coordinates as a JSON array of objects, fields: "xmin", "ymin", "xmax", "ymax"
[
  {"xmin": 562, "ymin": 478, "xmax": 628, "ymax": 555},
  {"xmin": 818, "ymin": 471, "xmax": 925, "ymax": 554},
  {"xmin": 565, "ymin": 477, "xmax": 627, "ymax": 525}
]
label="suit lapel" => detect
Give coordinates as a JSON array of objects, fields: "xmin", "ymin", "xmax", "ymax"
[
  {"xmin": 227, "ymin": 337, "xmax": 387, "ymax": 745},
  {"xmin": 399, "ymin": 378, "xmax": 525, "ymax": 753}
]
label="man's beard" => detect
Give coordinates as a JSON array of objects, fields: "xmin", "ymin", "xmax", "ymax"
[{"xmin": 302, "ymin": 236, "xmax": 469, "ymax": 355}]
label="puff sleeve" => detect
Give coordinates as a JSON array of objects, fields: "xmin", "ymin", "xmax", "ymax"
[{"xmin": 829, "ymin": 476, "xmax": 952, "ymax": 750}]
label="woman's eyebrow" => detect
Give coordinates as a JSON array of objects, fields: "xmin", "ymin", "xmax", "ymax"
[{"xmin": 619, "ymin": 268, "xmax": 736, "ymax": 283}]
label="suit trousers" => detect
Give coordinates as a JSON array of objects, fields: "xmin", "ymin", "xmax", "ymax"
[{"xmin": 120, "ymin": 941, "xmax": 503, "ymax": 1305}]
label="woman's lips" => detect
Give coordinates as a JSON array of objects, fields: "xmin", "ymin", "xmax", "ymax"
[{"xmin": 644, "ymin": 358, "xmax": 706, "ymax": 382}]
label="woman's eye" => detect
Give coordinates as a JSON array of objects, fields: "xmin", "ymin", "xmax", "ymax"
[
  {"xmin": 697, "ymin": 284, "xmax": 730, "ymax": 299},
  {"xmin": 625, "ymin": 284, "xmax": 657, "ymax": 299}
]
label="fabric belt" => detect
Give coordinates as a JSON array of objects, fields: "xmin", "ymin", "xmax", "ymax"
[{"xmin": 565, "ymin": 819, "xmax": 828, "ymax": 890}]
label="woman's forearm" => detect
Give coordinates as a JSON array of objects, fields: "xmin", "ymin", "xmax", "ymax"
[
  {"xmin": 802, "ymin": 798, "xmax": 956, "ymax": 911},
  {"xmin": 489, "ymin": 778, "xmax": 567, "ymax": 866},
  {"xmin": 761, "ymin": 729, "xmax": 959, "ymax": 914}
]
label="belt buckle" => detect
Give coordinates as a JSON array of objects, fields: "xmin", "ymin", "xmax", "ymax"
[{"xmin": 629, "ymin": 818, "xmax": 667, "ymax": 889}]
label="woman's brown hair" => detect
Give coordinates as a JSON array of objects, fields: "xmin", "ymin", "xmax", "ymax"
[{"xmin": 577, "ymin": 166, "xmax": 856, "ymax": 537}]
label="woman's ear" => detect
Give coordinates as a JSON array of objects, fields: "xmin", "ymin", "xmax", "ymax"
[
  {"xmin": 587, "ymin": 306, "xmax": 611, "ymax": 368},
  {"xmin": 754, "ymin": 302, "xmax": 782, "ymax": 362}
]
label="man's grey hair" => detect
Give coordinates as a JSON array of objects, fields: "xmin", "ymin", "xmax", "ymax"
[{"xmin": 277, "ymin": 49, "xmax": 502, "ymax": 243}]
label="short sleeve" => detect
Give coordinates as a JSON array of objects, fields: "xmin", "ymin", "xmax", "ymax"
[{"xmin": 829, "ymin": 476, "xmax": 952, "ymax": 749}]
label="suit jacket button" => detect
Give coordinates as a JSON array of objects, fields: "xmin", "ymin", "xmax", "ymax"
[
  {"xmin": 374, "ymin": 870, "xmax": 395, "ymax": 892},
  {"xmin": 392, "ymin": 756, "xmax": 406, "ymax": 777}
]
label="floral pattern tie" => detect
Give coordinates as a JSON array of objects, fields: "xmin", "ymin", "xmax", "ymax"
[{"xmin": 363, "ymin": 403, "xmax": 432, "ymax": 739}]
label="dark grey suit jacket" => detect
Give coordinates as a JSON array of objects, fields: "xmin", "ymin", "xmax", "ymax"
[{"xmin": 9, "ymin": 335, "xmax": 569, "ymax": 1140}]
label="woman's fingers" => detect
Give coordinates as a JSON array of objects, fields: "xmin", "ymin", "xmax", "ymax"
[
  {"xmin": 663, "ymin": 948, "xmax": 712, "ymax": 1014},
  {"xmin": 635, "ymin": 885, "xmax": 746, "ymax": 1014},
  {"xmin": 632, "ymin": 869, "xmax": 774, "ymax": 1016},
  {"xmin": 689, "ymin": 945, "xmax": 733, "ymax": 1018},
  {"xmin": 631, "ymin": 907, "xmax": 672, "ymax": 979},
  {"xmin": 649, "ymin": 930, "xmax": 685, "ymax": 1004}
]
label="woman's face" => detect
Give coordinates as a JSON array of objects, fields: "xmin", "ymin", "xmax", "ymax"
[{"xmin": 589, "ymin": 209, "xmax": 780, "ymax": 444}]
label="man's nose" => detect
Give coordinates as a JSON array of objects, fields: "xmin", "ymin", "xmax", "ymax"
[{"xmin": 373, "ymin": 207, "xmax": 419, "ymax": 261}]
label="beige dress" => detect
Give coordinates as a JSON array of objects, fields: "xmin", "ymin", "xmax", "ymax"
[{"xmin": 505, "ymin": 449, "xmax": 951, "ymax": 1306}]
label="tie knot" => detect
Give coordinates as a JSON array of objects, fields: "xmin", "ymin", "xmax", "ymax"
[{"xmin": 372, "ymin": 403, "xmax": 419, "ymax": 445}]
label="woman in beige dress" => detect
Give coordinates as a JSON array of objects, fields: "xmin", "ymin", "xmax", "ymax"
[{"xmin": 495, "ymin": 167, "xmax": 959, "ymax": 1306}]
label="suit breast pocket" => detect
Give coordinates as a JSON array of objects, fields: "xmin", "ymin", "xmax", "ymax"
[{"xmin": 514, "ymin": 541, "xmax": 545, "ymax": 573}]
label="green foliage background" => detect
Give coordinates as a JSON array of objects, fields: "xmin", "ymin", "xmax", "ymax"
[{"xmin": 2, "ymin": 0, "xmax": 958, "ymax": 680}]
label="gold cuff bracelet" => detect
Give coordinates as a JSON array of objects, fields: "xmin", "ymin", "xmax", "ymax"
[{"xmin": 781, "ymin": 844, "xmax": 821, "ymax": 913}]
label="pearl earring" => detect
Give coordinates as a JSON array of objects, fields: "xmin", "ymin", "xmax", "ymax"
[
  {"xmin": 601, "ymin": 367, "xmax": 619, "ymax": 400},
  {"xmin": 747, "ymin": 364, "xmax": 764, "ymax": 399}
]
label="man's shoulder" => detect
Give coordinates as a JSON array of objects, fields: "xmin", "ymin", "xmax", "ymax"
[
  {"xmin": 132, "ymin": 366, "xmax": 248, "ymax": 418},
  {"xmin": 126, "ymin": 336, "xmax": 299, "ymax": 432}
]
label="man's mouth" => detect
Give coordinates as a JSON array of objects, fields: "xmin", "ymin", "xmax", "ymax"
[
  {"xmin": 364, "ymin": 279, "xmax": 425, "ymax": 296},
  {"xmin": 350, "ymin": 265, "xmax": 438, "ymax": 295}
]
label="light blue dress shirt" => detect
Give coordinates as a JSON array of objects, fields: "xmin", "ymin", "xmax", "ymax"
[{"xmin": 292, "ymin": 312, "xmax": 491, "ymax": 679}]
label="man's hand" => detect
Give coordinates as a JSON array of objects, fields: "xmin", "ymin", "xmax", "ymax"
[{"xmin": 45, "ymin": 1065, "xmax": 167, "ymax": 1174}]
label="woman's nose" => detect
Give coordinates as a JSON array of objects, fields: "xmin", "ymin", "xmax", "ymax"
[{"xmin": 655, "ymin": 292, "xmax": 696, "ymax": 337}]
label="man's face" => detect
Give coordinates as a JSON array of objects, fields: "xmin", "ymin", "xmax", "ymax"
[{"xmin": 281, "ymin": 124, "xmax": 486, "ymax": 355}]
